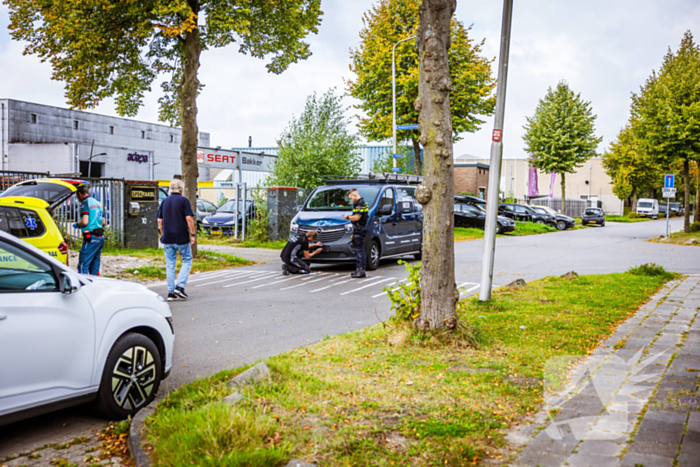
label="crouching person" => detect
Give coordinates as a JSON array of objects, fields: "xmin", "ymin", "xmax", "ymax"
[{"xmin": 281, "ymin": 230, "xmax": 323, "ymax": 275}]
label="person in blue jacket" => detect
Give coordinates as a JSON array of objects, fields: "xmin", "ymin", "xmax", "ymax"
[{"xmin": 74, "ymin": 186, "xmax": 105, "ymax": 275}]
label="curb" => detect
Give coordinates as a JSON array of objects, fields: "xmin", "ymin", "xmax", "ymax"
[{"xmin": 127, "ymin": 396, "xmax": 162, "ymax": 467}]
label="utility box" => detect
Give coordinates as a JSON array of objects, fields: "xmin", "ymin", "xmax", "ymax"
[
  {"xmin": 267, "ymin": 187, "xmax": 297, "ymax": 241},
  {"xmin": 124, "ymin": 181, "xmax": 159, "ymax": 249}
]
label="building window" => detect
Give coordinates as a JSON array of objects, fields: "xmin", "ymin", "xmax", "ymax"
[
  {"xmin": 170, "ymin": 135, "xmax": 174, "ymax": 143},
  {"xmin": 141, "ymin": 130, "xmax": 145, "ymax": 139},
  {"xmin": 30, "ymin": 114, "xmax": 37, "ymax": 124},
  {"xmin": 74, "ymin": 120, "xmax": 79, "ymax": 130},
  {"xmin": 109, "ymin": 126, "xmax": 114, "ymax": 135}
]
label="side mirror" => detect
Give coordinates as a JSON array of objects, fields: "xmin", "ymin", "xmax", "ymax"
[
  {"xmin": 60, "ymin": 272, "xmax": 79, "ymax": 294},
  {"xmin": 379, "ymin": 204, "xmax": 393, "ymax": 215},
  {"xmin": 296, "ymin": 205, "xmax": 303, "ymax": 212}
]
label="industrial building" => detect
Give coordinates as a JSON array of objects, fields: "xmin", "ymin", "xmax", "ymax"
[{"xmin": 0, "ymin": 99, "xmax": 210, "ymax": 180}]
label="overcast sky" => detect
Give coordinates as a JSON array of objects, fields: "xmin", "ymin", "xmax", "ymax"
[{"xmin": 1, "ymin": 1, "xmax": 699, "ymax": 160}]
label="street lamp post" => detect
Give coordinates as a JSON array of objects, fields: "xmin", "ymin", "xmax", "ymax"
[
  {"xmin": 392, "ymin": 35, "xmax": 416, "ymax": 168},
  {"xmin": 479, "ymin": 0, "xmax": 514, "ymax": 302}
]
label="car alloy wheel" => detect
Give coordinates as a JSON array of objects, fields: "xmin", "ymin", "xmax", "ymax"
[
  {"xmin": 96, "ymin": 332, "xmax": 162, "ymax": 419},
  {"xmin": 556, "ymin": 220, "xmax": 566, "ymax": 231},
  {"xmin": 111, "ymin": 346, "xmax": 158, "ymax": 411},
  {"xmin": 495, "ymin": 223, "xmax": 502, "ymax": 234},
  {"xmin": 535, "ymin": 219, "xmax": 545, "ymax": 224},
  {"xmin": 367, "ymin": 240, "xmax": 380, "ymax": 271}
]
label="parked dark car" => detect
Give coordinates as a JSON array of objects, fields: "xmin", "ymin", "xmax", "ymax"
[
  {"xmin": 202, "ymin": 199, "xmax": 256, "ymax": 235},
  {"xmin": 582, "ymin": 207, "xmax": 606, "ymax": 226},
  {"xmin": 454, "ymin": 195, "xmax": 515, "ymax": 234},
  {"xmin": 498, "ymin": 203, "xmax": 556, "ymax": 225},
  {"xmin": 529, "ymin": 205, "xmax": 575, "ymax": 230},
  {"xmin": 659, "ymin": 204, "xmax": 668, "ymax": 216},
  {"xmin": 195, "ymin": 199, "xmax": 217, "ymax": 230}
]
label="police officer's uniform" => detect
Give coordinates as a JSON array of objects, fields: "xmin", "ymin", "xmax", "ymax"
[{"xmin": 351, "ymin": 197, "xmax": 369, "ymax": 278}]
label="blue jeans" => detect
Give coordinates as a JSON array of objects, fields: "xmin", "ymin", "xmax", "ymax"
[
  {"xmin": 164, "ymin": 243, "xmax": 192, "ymax": 294},
  {"xmin": 78, "ymin": 236, "xmax": 104, "ymax": 275}
]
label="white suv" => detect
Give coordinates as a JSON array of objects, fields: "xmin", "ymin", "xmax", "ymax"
[{"xmin": 0, "ymin": 231, "xmax": 174, "ymax": 425}]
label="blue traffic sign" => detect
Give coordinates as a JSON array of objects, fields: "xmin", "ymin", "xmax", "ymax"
[
  {"xmin": 396, "ymin": 124, "xmax": 419, "ymax": 130},
  {"xmin": 665, "ymin": 174, "xmax": 675, "ymax": 188},
  {"xmin": 392, "ymin": 153, "xmax": 404, "ymax": 159},
  {"xmin": 391, "ymin": 167, "xmax": 402, "ymax": 173}
]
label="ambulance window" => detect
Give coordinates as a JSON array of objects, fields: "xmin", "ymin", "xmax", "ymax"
[
  {"xmin": 5, "ymin": 208, "xmax": 27, "ymax": 238},
  {"xmin": 0, "ymin": 240, "xmax": 58, "ymax": 292},
  {"xmin": 20, "ymin": 209, "xmax": 46, "ymax": 237},
  {"xmin": 0, "ymin": 207, "xmax": 8, "ymax": 233}
]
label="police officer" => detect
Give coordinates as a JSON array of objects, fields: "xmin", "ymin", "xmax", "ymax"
[
  {"xmin": 281, "ymin": 230, "xmax": 323, "ymax": 275},
  {"xmin": 74, "ymin": 186, "xmax": 105, "ymax": 275},
  {"xmin": 343, "ymin": 188, "xmax": 369, "ymax": 278}
]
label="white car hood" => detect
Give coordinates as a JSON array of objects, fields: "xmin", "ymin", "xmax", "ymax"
[{"xmin": 79, "ymin": 275, "xmax": 171, "ymax": 319}]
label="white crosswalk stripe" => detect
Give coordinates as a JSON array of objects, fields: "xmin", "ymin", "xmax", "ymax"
[
  {"xmin": 310, "ymin": 278, "xmax": 354, "ymax": 293},
  {"xmin": 371, "ymin": 278, "xmax": 407, "ymax": 298},
  {"xmin": 280, "ymin": 274, "xmax": 338, "ymax": 291},
  {"xmin": 251, "ymin": 276, "xmax": 299, "ymax": 289},
  {"xmin": 222, "ymin": 271, "xmax": 280, "ymax": 287},
  {"xmin": 460, "ymin": 284, "xmax": 480, "ymax": 295},
  {"xmin": 194, "ymin": 270, "xmax": 269, "ymax": 287},
  {"xmin": 188, "ymin": 270, "xmax": 238, "ymax": 283},
  {"xmin": 339, "ymin": 277, "xmax": 395, "ymax": 296}
]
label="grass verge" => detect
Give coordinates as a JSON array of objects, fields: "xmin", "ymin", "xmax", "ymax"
[
  {"xmin": 99, "ymin": 246, "xmax": 251, "ymax": 280},
  {"xmin": 454, "ymin": 222, "xmax": 558, "ymax": 242},
  {"xmin": 144, "ymin": 271, "xmax": 674, "ymax": 466},
  {"xmin": 606, "ymin": 215, "xmax": 652, "ymax": 223},
  {"xmin": 197, "ymin": 233, "xmax": 286, "ymax": 250},
  {"xmin": 647, "ymin": 229, "xmax": 700, "ymax": 247}
]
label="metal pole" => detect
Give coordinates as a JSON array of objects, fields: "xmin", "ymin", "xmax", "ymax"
[
  {"xmin": 588, "ymin": 164, "xmax": 591, "ymax": 205},
  {"xmin": 479, "ymin": 0, "xmax": 514, "ymax": 302},
  {"xmin": 88, "ymin": 139, "xmax": 94, "ymax": 178},
  {"xmin": 392, "ymin": 36, "xmax": 416, "ymax": 168},
  {"xmin": 666, "ymin": 196, "xmax": 670, "ymax": 238}
]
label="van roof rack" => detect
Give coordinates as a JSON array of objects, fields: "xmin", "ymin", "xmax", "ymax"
[{"xmin": 323, "ymin": 173, "xmax": 423, "ymax": 186}]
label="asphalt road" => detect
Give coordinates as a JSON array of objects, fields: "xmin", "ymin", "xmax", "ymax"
[{"xmin": 2, "ymin": 217, "xmax": 698, "ymax": 458}]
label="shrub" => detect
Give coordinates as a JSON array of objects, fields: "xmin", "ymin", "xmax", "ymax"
[
  {"xmin": 690, "ymin": 221, "xmax": 700, "ymax": 233},
  {"xmin": 385, "ymin": 260, "xmax": 421, "ymax": 322},
  {"xmin": 627, "ymin": 212, "xmax": 639, "ymax": 219},
  {"xmin": 627, "ymin": 263, "xmax": 675, "ymax": 280},
  {"xmin": 246, "ymin": 188, "xmax": 269, "ymax": 243}
]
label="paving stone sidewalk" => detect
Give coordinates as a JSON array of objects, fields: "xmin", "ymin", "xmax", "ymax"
[{"xmin": 512, "ymin": 275, "xmax": 700, "ymax": 467}]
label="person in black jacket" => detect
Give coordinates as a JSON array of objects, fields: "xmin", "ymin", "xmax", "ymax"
[
  {"xmin": 281, "ymin": 230, "xmax": 323, "ymax": 275},
  {"xmin": 343, "ymin": 188, "xmax": 369, "ymax": 278}
]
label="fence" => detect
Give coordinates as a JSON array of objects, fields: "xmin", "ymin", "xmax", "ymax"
[
  {"xmin": 529, "ymin": 197, "xmax": 588, "ymax": 218},
  {"xmin": 0, "ymin": 169, "xmax": 51, "ymax": 191}
]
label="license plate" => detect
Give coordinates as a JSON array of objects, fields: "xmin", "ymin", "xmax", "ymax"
[
  {"xmin": 211, "ymin": 230, "xmax": 222, "ymax": 236},
  {"xmin": 589, "ymin": 220, "xmax": 596, "ymax": 223},
  {"xmin": 322, "ymin": 246, "xmax": 330, "ymax": 253}
]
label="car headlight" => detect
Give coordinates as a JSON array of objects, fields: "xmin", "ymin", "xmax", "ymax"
[
  {"xmin": 166, "ymin": 316, "xmax": 175, "ymax": 334},
  {"xmin": 225, "ymin": 219, "xmax": 236, "ymax": 225},
  {"xmin": 290, "ymin": 221, "xmax": 299, "ymax": 233},
  {"xmin": 203, "ymin": 218, "xmax": 210, "ymax": 224},
  {"xmin": 344, "ymin": 223, "xmax": 353, "ymax": 233}
]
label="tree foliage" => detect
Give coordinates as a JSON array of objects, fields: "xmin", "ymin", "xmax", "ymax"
[
  {"xmin": 602, "ymin": 124, "xmax": 663, "ymax": 203},
  {"xmin": 347, "ymin": 0, "xmax": 495, "ymax": 175},
  {"xmin": 630, "ymin": 31, "xmax": 700, "ymax": 232},
  {"xmin": 523, "ymin": 81, "xmax": 602, "ymax": 210},
  {"xmin": 267, "ymin": 89, "xmax": 362, "ymax": 190}
]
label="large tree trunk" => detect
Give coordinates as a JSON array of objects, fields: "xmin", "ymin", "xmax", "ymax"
[
  {"xmin": 180, "ymin": 21, "xmax": 202, "ymax": 256},
  {"xmin": 631, "ymin": 188, "xmax": 638, "ymax": 213},
  {"xmin": 683, "ymin": 159, "xmax": 690, "ymax": 233},
  {"xmin": 412, "ymin": 138, "xmax": 423, "ymax": 176},
  {"xmin": 560, "ymin": 172, "xmax": 566, "ymax": 215},
  {"xmin": 413, "ymin": 0, "xmax": 457, "ymax": 332}
]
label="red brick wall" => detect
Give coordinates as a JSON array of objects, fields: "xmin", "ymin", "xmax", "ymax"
[{"xmin": 454, "ymin": 166, "xmax": 489, "ymax": 200}]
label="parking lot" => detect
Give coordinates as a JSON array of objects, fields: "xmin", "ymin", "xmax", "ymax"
[{"xmin": 2, "ymin": 217, "xmax": 699, "ymax": 460}]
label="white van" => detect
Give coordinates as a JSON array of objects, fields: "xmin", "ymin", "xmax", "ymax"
[{"xmin": 636, "ymin": 198, "xmax": 659, "ymax": 219}]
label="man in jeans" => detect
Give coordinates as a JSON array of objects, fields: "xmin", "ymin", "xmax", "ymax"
[
  {"xmin": 157, "ymin": 179, "xmax": 196, "ymax": 301},
  {"xmin": 74, "ymin": 186, "xmax": 105, "ymax": 275}
]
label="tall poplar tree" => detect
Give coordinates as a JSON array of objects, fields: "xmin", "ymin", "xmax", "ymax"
[
  {"xmin": 522, "ymin": 82, "xmax": 602, "ymax": 212},
  {"xmin": 347, "ymin": 0, "xmax": 495, "ymax": 176},
  {"xmin": 5, "ymin": 0, "xmax": 322, "ymax": 253},
  {"xmin": 631, "ymin": 31, "xmax": 700, "ymax": 233}
]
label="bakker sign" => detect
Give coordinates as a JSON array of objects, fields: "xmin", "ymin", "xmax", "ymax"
[{"xmin": 196, "ymin": 147, "xmax": 274, "ymax": 172}]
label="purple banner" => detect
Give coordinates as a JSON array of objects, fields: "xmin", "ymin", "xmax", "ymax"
[
  {"xmin": 528, "ymin": 166, "xmax": 539, "ymax": 197},
  {"xmin": 549, "ymin": 172, "xmax": 556, "ymax": 198}
]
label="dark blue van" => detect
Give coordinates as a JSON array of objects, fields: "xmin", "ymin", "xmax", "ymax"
[{"xmin": 289, "ymin": 175, "xmax": 423, "ymax": 270}]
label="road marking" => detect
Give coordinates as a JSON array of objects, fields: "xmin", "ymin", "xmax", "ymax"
[
  {"xmin": 310, "ymin": 279, "xmax": 354, "ymax": 293},
  {"xmin": 460, "ymin": 284, "xmax": 481, "ymax": 296},
  {"xmin": 340, "ymin": 277, "xmax": 395, "ymax": 296},
  {"xmin": 251, "ymin": 276, "xmax": 299, "ymax": 289},
  {"xmin": 187, "ymin": 270, "xmax": 234, "ymax": 283},
  {"xmin": 222, "ymin": 272, "xmax": 280, "ymax": 288},
  {"xmin": 194, "ymin": 270, "xmax": 262, "ymax": 287},
  {"xmin": 371, "ymin": 278, "xmax": 408, "ymax": 298},
  {"xmin": 280, "ymin": 274, "xmax": 338, "ymax": 291}
]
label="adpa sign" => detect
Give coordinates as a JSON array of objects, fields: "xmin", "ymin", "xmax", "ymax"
[{"xmin": 196, "ymin": 147, "xmax": 275, "ymax": 172}]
